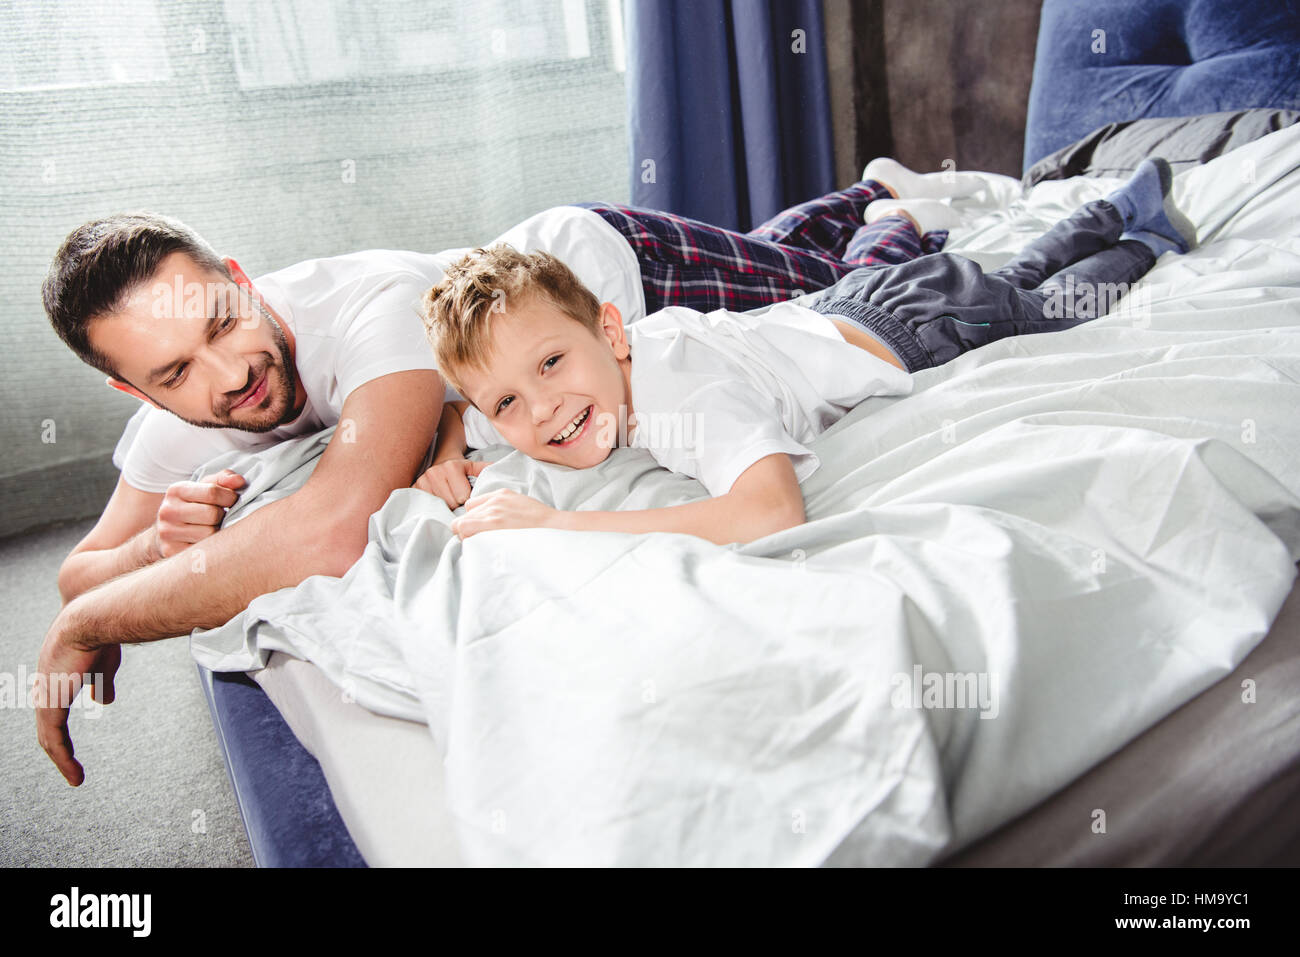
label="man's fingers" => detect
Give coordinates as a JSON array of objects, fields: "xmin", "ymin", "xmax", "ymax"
[
  {"xmin": 36, "ymin": 705, "xmax": 84, "ymax": 787},
  {"xmin": 197, "ymin": 468, "xmax": 244, "ymax": 485},
  {"xmin": 50, "ymin": 730, "xmax": 84, "ymax": 786},
  {"xmin": 213, "ymin": 470, "xmax": 247, "ymax": 490},
  {"xmin": 90, "ymin": 645, "xmax": 120, "ymax": 705},
  {"xmin": 167, "ymin": 501, "xmax": 227, "ymax": 529},
  {"xmin": 177, "ymin": 481, "xmax": 241, "ymax": 509}
]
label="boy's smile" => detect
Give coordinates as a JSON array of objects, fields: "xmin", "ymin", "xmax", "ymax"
[{"xmin": 457, "ymin": 295, "xmax": 633, "ymax": 470}]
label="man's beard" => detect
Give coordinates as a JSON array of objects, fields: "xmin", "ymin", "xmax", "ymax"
[{"xmin": 169, "ymin": 312, "xmax": 299, "ymax": 433}]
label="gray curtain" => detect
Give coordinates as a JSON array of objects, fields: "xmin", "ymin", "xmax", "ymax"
[{"xmin": 0, "ymin": 0, "xmax": 629, "ymax": 537}]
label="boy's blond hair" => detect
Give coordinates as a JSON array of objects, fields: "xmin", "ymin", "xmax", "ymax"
[{"xmin": 422, "ymin": 245, "xmax": 602, "ymax": 396}]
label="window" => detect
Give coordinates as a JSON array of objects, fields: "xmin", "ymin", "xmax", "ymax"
[{"xmin": 0, "ymin": 0, "xmax": 630, "ymax": 501}]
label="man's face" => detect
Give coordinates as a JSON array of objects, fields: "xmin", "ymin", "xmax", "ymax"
[
  {"xmin": 91, "ymin": 252, "xmax": 300, "ymax": 432},
  {"xmin": 456, "ymin": 295, "xmax": 632, "ymax": 470}
]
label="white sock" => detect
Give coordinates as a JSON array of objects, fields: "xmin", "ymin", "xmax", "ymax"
[
  {"xmin": 862, "ymin": 157, "xmax": 984, "ymax": 200},
  {"xmin": 865, "ymin": 198, "xmax": 961, "ymax": 234}
]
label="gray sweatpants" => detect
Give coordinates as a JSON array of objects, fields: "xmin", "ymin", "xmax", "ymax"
[{"xmin": 806, "ymin": 200, "xmax": 1156, "ymax": 373}]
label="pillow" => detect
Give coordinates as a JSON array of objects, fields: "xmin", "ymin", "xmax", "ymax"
[
  {"xmin": 1022, "ymin": 108, "xmax": 1300, "ymax": 187},
  {"xmin": 1023, "ymin": 0, "xmax": 1300, "ymax": 172}
]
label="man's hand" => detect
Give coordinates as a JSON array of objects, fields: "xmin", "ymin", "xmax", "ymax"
[
  {"xmin": 33, "ymin": 609, "xmax": 121, "ymax": 786},
  {"xmin": 451, "ymin": 488, "xmax": 557, "ymax": 539},
  {"xmin": 40, "ymin": 371, "xmax": 441, "ymax": 784},
  {"xmin": 152, "ymin": 469, "xmax": 246, "ymax": 559},
  {"xmin": 414, "ymin": 459, "xmax": 489, "ymax": 509}
]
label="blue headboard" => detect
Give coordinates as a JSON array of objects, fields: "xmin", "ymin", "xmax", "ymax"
[{"xmin": 1023, "ymin": 0, "xmax": 1300, "ymax": 172}]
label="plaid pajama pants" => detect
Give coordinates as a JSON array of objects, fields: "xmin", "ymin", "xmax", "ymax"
[{"xmin": 575, "ymin": 180, "xmax": 949, "ymax": 315}]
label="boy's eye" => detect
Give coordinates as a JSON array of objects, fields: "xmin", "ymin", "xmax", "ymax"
[
  {"xmin": 495, "ymin": 395, "xmax": 513, "ymax": 415},
  {"xmin": 543, "ymin": 354, "xmax": 561, "ymax": 370}
]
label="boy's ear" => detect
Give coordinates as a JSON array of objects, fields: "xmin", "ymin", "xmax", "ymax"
[
  {"xmin": 599, "ymin": 302, "xmax": 629, "ymax": 359},
  {"xmin": 107, "ymin": 377, "xmax": 160, "ymax": 408}
]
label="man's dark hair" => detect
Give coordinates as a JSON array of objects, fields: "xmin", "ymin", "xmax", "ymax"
[{"xmin": 42, "ymin": 212, "xmax": 231, "ymax": 379}]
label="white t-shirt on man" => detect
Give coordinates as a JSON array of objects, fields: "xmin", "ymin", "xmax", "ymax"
[
  {"xmin": 112, "ymin": 205, "xmax": 644, "ymax": 492},
  {"xmin": 462, "ymin": 300, "xmax": 914, "ymax": 496}
]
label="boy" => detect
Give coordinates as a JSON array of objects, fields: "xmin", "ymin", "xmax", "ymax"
[{"xmin": 420, "ymin": 160, "xmax": 1194, "ymax": 545}]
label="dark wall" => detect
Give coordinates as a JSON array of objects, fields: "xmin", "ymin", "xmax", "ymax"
[{"xmin": 840, "ymin": 0, "xmax": 1043, "ymax": 179}]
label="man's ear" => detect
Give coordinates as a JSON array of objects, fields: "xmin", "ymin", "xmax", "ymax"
[
  {"xmin": 224, "ymin": 257, "xmax": 253, "ymax": 290},
  {"xmin": 599, "ymin": 302, "xmax": 629, "ymax": 359},
  {"xmin": 107, "ymin": 377, "xmax": 160, "ymax": 408}
]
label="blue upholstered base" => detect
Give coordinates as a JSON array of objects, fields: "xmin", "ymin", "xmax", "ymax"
[
  {"xmin": 1024, "ymin": 0, "xmax": 1300, "ymax": 171},
  {"xmin": 196, "ymin": 664, "xmax": 366, "ymax": 868}
]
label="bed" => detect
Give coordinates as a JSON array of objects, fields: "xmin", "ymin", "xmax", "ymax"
[{"xmin": 195, "ymin": 0, "xmax": 1300, "ymax": 866}]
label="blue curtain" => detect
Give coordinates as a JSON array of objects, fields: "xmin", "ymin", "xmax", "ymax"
[{"xmin": 626, "ymin": 0, "xmax": 835, "ymax": 231}]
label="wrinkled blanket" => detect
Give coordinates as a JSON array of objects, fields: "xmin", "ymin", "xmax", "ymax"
[{"xmin": 192, "ymin": 125, "xmax": 1300, "ymax": 865}]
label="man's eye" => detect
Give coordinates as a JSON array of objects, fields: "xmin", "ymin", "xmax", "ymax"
[
  {"xmin": 218, "ymin": 313, "xmax": 236, "ymax": 333},
  {"xmin": 495, "ymin": 395, "xmax": 513, "ymax": 415},
  {"xmin": 166, "ymin": 365, "xmax": 187, "ymax": 387}
]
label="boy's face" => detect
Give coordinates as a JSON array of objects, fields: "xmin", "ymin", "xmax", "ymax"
[{"xmin": 456, "ymin": 295, "xmax": 632, "ymax": 470}]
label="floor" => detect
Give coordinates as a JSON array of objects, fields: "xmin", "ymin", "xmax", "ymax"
[{"xmin": 0, "ymin": 519, "xmax": 253, "ymax": 867}]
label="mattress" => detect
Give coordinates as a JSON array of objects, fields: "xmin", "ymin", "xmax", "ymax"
[
  {"xmin": 253, "ymin": 564, "xmax": 1300, "ymax": 867},
  {"xmin": 251, "ymin": 652, "xmax": 463, "ymax": 867}
]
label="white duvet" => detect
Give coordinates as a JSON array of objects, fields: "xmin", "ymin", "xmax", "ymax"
[{"xmin": 193, "ymin": 125, "xmax": 1300, "ymax": 866}]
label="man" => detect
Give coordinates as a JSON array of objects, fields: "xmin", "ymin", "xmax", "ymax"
[
  {"xmin": 34, "ymin": 165, "xmax": 961, "ymax": 786},
  {"xmin": 33, "ymin": 205, "xmax": 652, "ymax": 787}
]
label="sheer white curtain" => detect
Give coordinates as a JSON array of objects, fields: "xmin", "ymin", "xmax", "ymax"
[{"xmin": 0, "ymin": 0, "xmax": 629, "ymax": 535}]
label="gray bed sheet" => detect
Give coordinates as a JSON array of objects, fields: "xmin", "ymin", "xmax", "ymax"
[
  {"xmin": 252, "ymin": 562, "xmax": 1300, "ymax": 867},
  {"xmin": 944, "ymin": 563, "xmax": 1300, "ymax": 866}
]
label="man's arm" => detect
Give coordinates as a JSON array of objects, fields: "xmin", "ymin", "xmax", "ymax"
[
  {"xmin": 453, "ymin": 453, "xmax": 806, "ymax": 546},
  {"xmin": 59, "ymin": 369, "xmax": 441, "ymax": 639},
  {"xmin": 57, "ymin": 469, "xmax": 247, "ymax": 604},
  {"xmin": 57, "ymin": 478, "xmax": 164, "ymax": 603},
  {"xmin": 36, "ymin": 369, "xmax": 443, "ymax": 784},
  {"xmin": 430, "ymin": 400, "xmax": 470, "ymax": 464}
]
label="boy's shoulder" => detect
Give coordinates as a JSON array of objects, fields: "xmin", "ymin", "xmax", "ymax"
[
  {"xmin": 632, "ymin": 300, "xmax": 837, "ymax": 342},
  {"xmin": 625, "ymin": 300, "xmax": 848, "ymax": 408}
]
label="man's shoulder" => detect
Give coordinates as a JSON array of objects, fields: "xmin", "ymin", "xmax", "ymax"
[
  {"xmin": 114, "ymin": 406, "xmax": 269, "ymax": 490},
  {"xmin": 257, "ymin": 250, "xmax": 447, "ymax": 326},
  {"xmin": 258, "ymin": 249, "xmax": 446, "ymax": 287}
]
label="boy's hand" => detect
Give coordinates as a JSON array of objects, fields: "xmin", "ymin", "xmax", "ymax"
[
  {"xmin": 414, "ymin": 459, "xmax": 490, "ymax": 509},
  {"xmin": 451, "ymin": 488, "xmax": 557, "ymax": 539}
]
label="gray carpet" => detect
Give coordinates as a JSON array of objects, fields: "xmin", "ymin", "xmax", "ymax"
[{"xmin": 0, "ymin": 519, "xmax": 253, "ymax": 867}]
